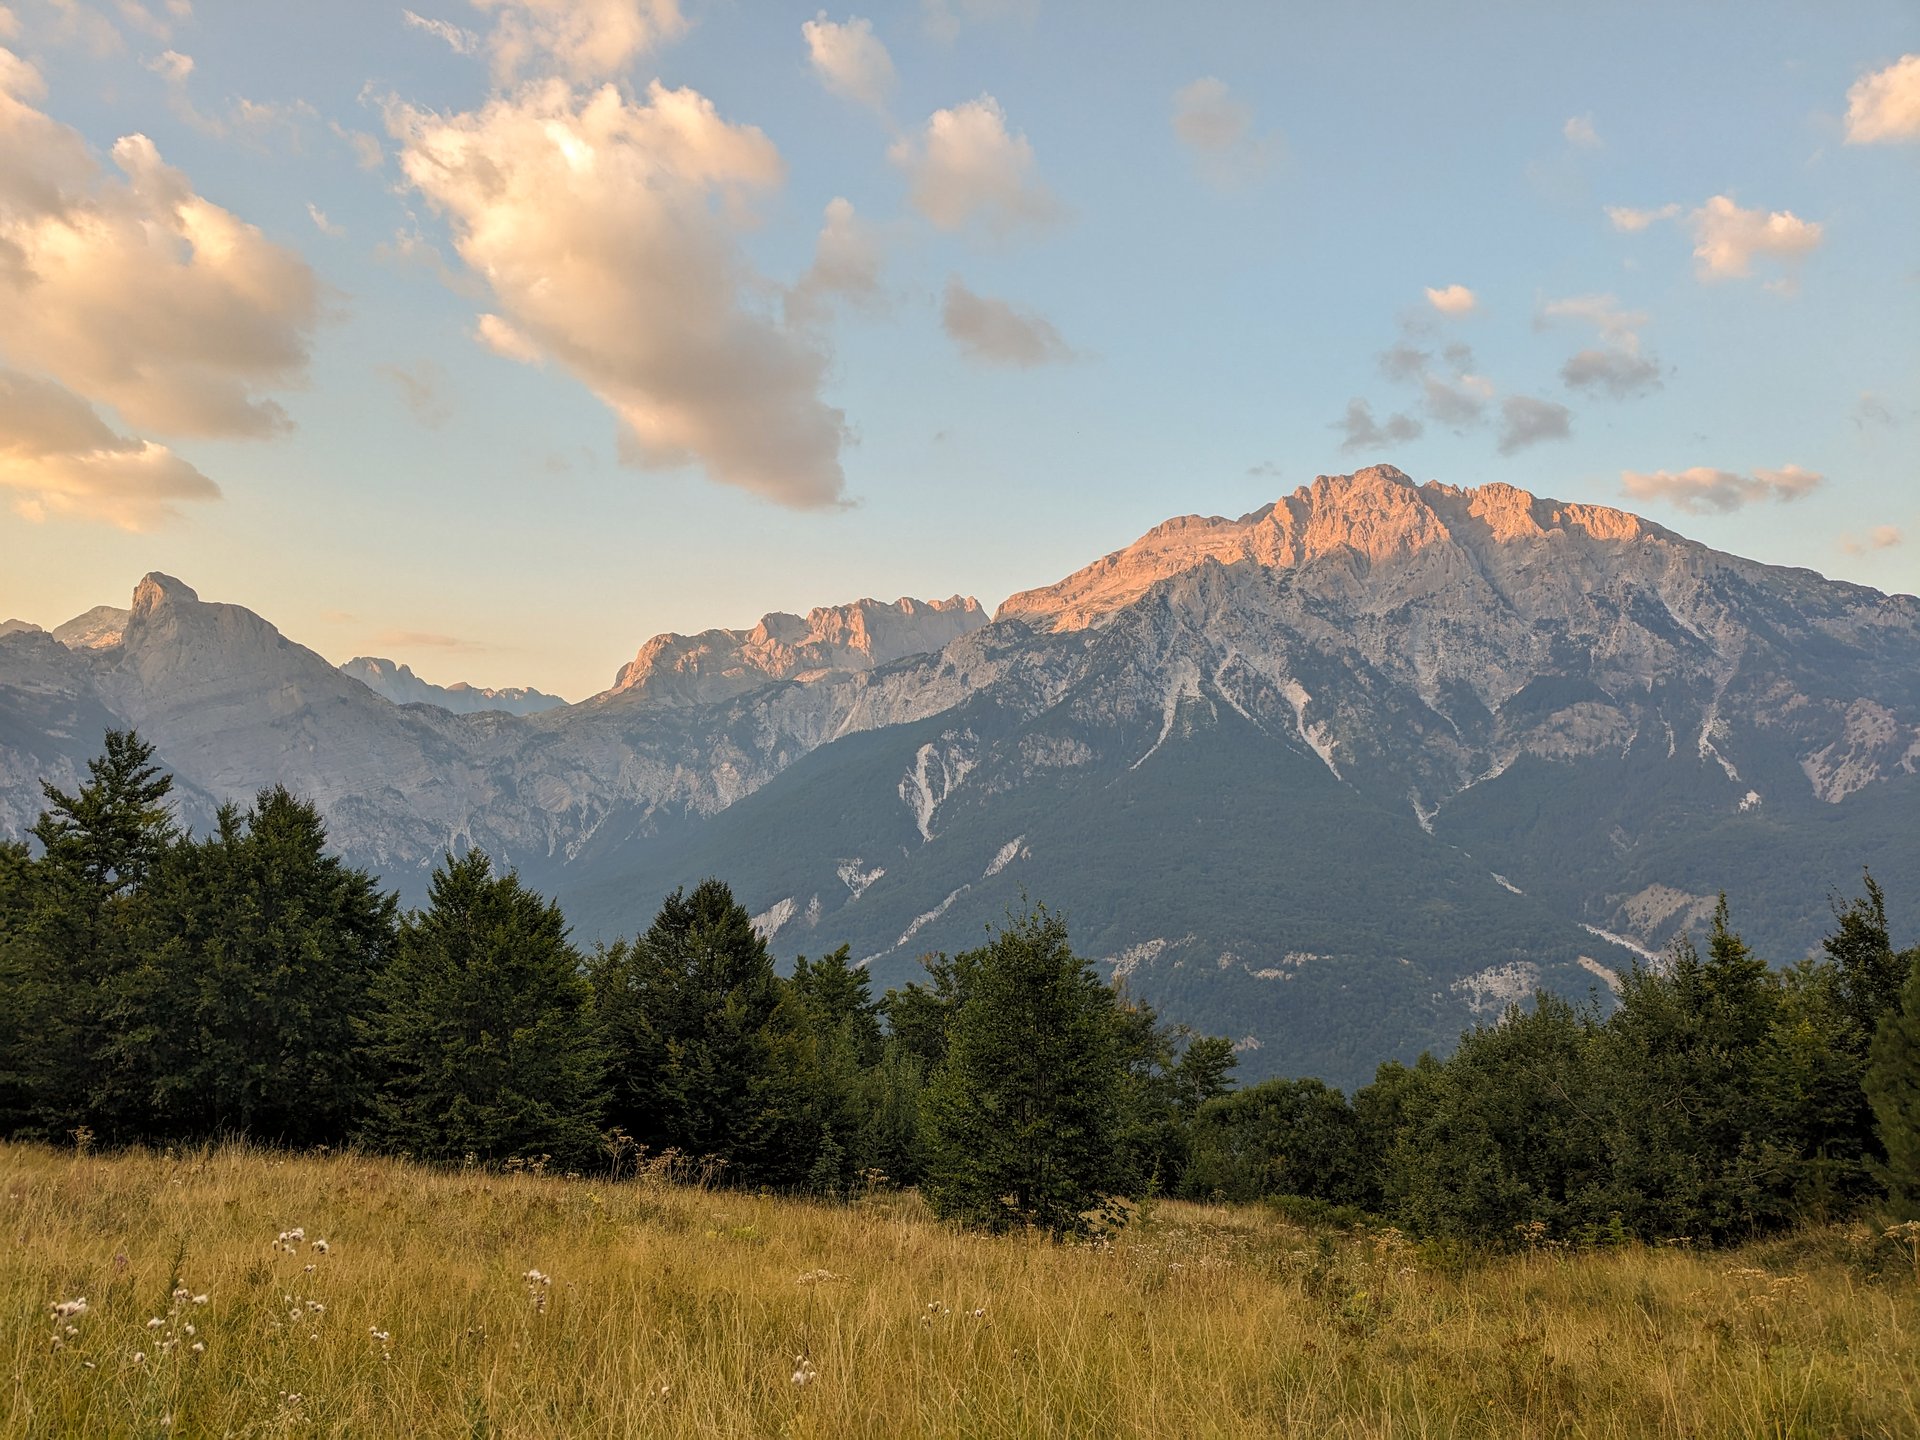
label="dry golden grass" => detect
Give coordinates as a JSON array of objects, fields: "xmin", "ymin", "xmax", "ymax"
[{"xmin": 3, "ymin": 1142, "xmax": 1917, "ymax": 1438}]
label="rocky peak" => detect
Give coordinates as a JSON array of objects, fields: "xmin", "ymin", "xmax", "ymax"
[
  {"xmin": 608, "ymin": 594, "xmax": 987, "ymax": 706},
  {"xmin": 130, "ymin": 573, "xmax": 200, "ymax": 619},
  {"xmin": 997, "ymin": 464, "xmax": 1660, "ymax": 632},
  {"xmin": 50, "ymin": 605, "xmax": 133, "ymax": 650}
]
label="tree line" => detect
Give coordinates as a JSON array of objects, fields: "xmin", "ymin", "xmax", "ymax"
[{"xmin": 1, "ymin": 732, "xmax": 1915, "ymax": 1244}]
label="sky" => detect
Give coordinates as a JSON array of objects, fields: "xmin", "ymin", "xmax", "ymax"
[{"xmin": 0, "ymin": 0, "xmax": 1916, "ymax": 699}]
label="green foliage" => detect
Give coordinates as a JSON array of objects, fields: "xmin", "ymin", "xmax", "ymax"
[
  {"xmin": 1867, "ymin": 955, "xmax": 1920, "ymax": 1218},
  {"xmin": 1182, "ymin": 1077, "xmax": 1367, "ymax": 1205},
  {"xmin": 363, "ymin": 850, "xmax": 605, "ymax": 1168},
  {"xmin": 920, "ymin": 904, "xmax": 1125, "ymax": 1238}
]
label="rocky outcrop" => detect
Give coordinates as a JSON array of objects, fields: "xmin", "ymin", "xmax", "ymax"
[
  {"xmin": 340, "ymin": 657, "xmax": 568, "ymax": 716},
  {"xmin": 606, "ymin": 595, "xmax": 987, "ymax": 705}
]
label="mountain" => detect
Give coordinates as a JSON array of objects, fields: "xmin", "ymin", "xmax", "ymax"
[
  {"xmin": 3, "ymin": 465, "xmax": 1916, "ymax": 1086},
  {"xmin": 340, "ymin": 656, "xmax": 568, "ymax": 716},
  {"xmin": 607, "ymin": 595, "xmax": 987, "ymax": 704}
]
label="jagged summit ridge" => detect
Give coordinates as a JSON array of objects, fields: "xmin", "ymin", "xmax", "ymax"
[
  {"xmin": 340, "ymin": 657, "xmax": 568, "ymax": 716},
  {"xmin": 607, "ymin": 594, "xmax": 988, "ymax": 706},
  {"xmin": 998, "ymin": 464, "xmax": 1662, "ymax": 632}
]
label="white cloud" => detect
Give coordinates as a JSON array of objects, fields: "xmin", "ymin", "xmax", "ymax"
[
  {"xmin": 0, "ymin": 48, "xmax": 320, "ymax": 438},
  {"xmin": 1841, "ymin": 524, "xmax": 1903, "ymax": 554},
  {"xmin": 0, "ymin": 8, "xmax": 17, "ymax": 40},
  {"xmin": 115, "ymin": 1, "xmax": 174, "ymax": 39},
  {"xmin": 1563, "ymin": 113, "xmax": 1600, "ymax": 148},
  {"xmin": 1334, "ymin": 397, "xmax": 1422, "ymax": 453},
  {"xmin": 1604, "ymin": 202, "xmax": 1679, "ymax": 232},
  {"xmin": 1497, "ymin": 395, "xmax": 1572, "ymax": 455},
  {"xmin": 392, "ymin": 79, "xmax": 848, "ymax": 508},
  {"xmin": 143, "ymin": 46, "xmax": 190, "ymax": 82},
  {"xmin": 1535, "ymin": 293, "xmax": 1645, "ymax": 340},
  {"xmin": 802, "ymin": 13, "xmax": 894, "ymax": 113},
  {"xmin": 0, "ymin": 365, "xmax": 218, "ymax": 528},
  {"xmin": 1844, "ymin": 54, "xmax": 1920, "ymax": 144},
  {"xmin": 941, "ymin": 276, "xmax": 1071, "ymax": 367},
  {"xmin": 306, "ymin": 202, "xmax": 343, "ymax": 236},
  {"xmin": 471, "ymin": 0, "xmax": 685, "ymax": 84},
  {"xmin": 1170, "ymin": 77, "xmax": 1278, "ymax": 188},
  {"xmin": 144, "ymin": 47, "xmax": 315, "ymax": 148},
  {"xmin": 1424, "ymin": 283, "xmax": 1476, "ymax": 315},
  {"xmin": 1621, "ymin": 464, "xmax": 1823, "ymax": 513},
  {"xmin": 473, "ymin": 312, "xmax": 544, "ymax": 365},
  {"xmin": 890, "ymin": 94, "xmax": 1061, "ymax": 239},
  {"xmin": 41, "ymin": 1, "xmax": 123, "ymax": 56},
  {"xmin": 404, "ymin": 9, "xmax": 480, "ymax": 55},
  {"xmin": 330, "ymin": 120, "xmax": 383, "ymax": 170},
  {"xmin": 787, "ymin": 197, "xmax": 885, "ymax": 325},
  {"xmin": 1688, "ymin": 195, "xmax": 1822, "ymax": 280}
]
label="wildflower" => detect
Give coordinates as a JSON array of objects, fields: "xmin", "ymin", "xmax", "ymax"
[
  {"xmin": 131, "ymin": 1351, "xmax": 146, "ymax": 1365},
  {"xmin": 147, "ymin": 1317, "xmax": 165, "ymax": 1329},
  {"xmin": 171, "ymin": 1286, "xmax": 189, "ymax": 1300},
  {"xmin": 370, "ymin": 1327, "xmax": 390, "ymax": 1342},
  {"xmin": 306, "ymin": 1300, "xmax": 325, "ymax": 1314},
  {"xmin": 313, "ymin": 1239, "xmax": 330, "ymax": 1255},
  {"xmin": 970, "ymin": 1307, "xmax": 987, "ymax": 1319},
  {"xmin": 183, "ymin": 1324, "xmax": 195, "ymax": 1338},
  {"xmin": 51, "ymin": 1298, "xmax": 88, "ymax": 1319},
  {"xmin": 191, "ymin": 1295, "xmax": 208, "ymax": 1306},
  {"xmin": 64, "ymin": 1325, "xmax": 78, "ymax": 1337},
  {"xmin": 791, "ymin": 1355, "xmax": 818, "ymax": 1387}
]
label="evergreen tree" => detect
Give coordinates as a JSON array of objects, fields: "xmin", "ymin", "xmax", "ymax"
[
  {"xmin": 920, "ymin": 905, "xmax": 1123, "ymax": 1237},
  {"xmin": 1867, "ymin": 954, "xmax": 1920, "ymax": 1219},
  {"xmin": 364, "ymin": 851, "xmax": 604, "ymax": 1168},
  {"xmin": 591, "ymin": 879, "xmax": 811, "ymax": 1186},
  {"xmin": 135, "ymin": 788, "xmax": 395, "ymax": 1144},
  {"xmin": 21, "ymin": 731, "xmax": 178, "ymax": 1138}
]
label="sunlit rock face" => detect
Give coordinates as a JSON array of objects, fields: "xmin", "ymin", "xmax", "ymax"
[
  {"xmin": 3, "ymin": 466, "xmax": 1916, "ymax": 1086},
  {"xmin": 605, "ymin": 594, "xmax": 987, "ymax": 705}
]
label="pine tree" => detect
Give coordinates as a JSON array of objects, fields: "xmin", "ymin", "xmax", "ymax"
[
  {"xmin": 363, "ymin": 851, "xmax": 604, "ymax": 1168},
  {"xmin": 135, "ymin": 788, "xmax": 396, "ymax": 1144},
  {"xmin": 22, "ymin": 730, "xmax": 178, "ymax": 1139},
  {"xmin": 1867, "ymin": 953, "xmax": 1920, "ymax": 1219},
  {"xmin": 592, "ymin": 879, "xmax": 811, "ymax": 1186},
  {"xmin": 920, "ymin": 904, "xmax": 1123, "ymax": 1238}
]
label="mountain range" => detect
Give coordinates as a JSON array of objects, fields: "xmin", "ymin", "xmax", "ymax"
[{"xmin": 5, "ymin": 464, "xmax": 1916, "ymax": 1087}]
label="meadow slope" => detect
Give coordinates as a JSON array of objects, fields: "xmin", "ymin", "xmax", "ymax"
[{"xmin": 4, "ymin": 1144, "xmax": 1918, "ymax": 1438}]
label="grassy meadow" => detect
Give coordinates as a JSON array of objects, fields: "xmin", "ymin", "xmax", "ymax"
[{"xmin": 4, "ymin": 1143, "xmax": 1919, "ymax": 1438}]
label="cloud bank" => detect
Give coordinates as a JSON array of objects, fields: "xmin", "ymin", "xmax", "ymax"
[{"xmin": 1621, "ymin": 464, "xmax": 1823, "ymax": 513}]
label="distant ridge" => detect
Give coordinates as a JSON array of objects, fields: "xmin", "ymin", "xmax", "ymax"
[{"xmin": 341, "ymin": 656, "xmax": 568, "ymax": 716}]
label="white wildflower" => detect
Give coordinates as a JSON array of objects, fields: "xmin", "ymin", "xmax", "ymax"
[
  {"xmin": 190, "ymin": 1341, "xmax": 205, "ymax": 1354},
  {"xmin": 51, "ymin": 1298, "xmax": 88, "ymax": 1319},
  {"xmin": 191, "ymin": 1295, "xmax": 208, "ymax": 1306},
  {"xmin": 147, "ymin": 1317, "xmax": 165, "ymax": 1329},
  {"xmin": 131, "ymin": 1351, "xmax": 146, "ymax": 1365},
  {"xmin": 313, "ymin": 1239, "xmax": 330, "ymax": 1255},
  {"xmin": 791, "ymin": 1355, "xmax": 818, "ymax": 1387}
]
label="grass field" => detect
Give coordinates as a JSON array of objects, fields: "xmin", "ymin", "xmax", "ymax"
[{"xmin": 4, "ymin": 1143, "xmax": 1918, "ymax": 1437}]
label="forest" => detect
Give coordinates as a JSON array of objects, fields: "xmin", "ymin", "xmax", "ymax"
[{"xmin": 3, "ymin": 731, "xmax": 1916, "ymax": 1245}]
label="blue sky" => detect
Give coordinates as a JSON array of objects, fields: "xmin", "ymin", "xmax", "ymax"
[{"xmin": 1, "ymin": 0, "xmax": 1915, "ymax": 697}]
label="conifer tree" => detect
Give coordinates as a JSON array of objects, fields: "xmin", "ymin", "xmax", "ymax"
[
  {"xmin": 920, "ymin": 905, "xmax": 1123, "ymax": 1237},
  {"xmin": 1867, "ymin": 955, "xmax": 1920, "ymax": 1219},
  {"xmin": 592, "ymin": 879, "xmax": 810, "ymax": 1185},
  {"xmin": 364, "ymin": 851, "xmax": 604, "ymax": 1168},
  {"xmin": 136, "ymin": 788, "xmax": 396, "ymax": 1144}
]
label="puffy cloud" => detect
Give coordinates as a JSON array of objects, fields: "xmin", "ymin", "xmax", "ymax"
[
  {"xmin": 1496, "ymin": 395, "xmax": 1572, "ymax": 455},
  {"xmin": 787, "ymin": 197, "xmax": 885, "ymax": 325},
  {"xmin": 890, "ymin": 95, "xmax": 1061, "ymax": 239},
  {"xmin": 1604, "ymin": 202, "xmax": 1679, "ymax": 232},
  {"xmin": 0, "ymin": 365, "xmax": 218, "ymax": 528},
  {"xmin": 1560, "ymin": 346, "xmax": 1660, "ymax": 399},
  {"xmin": 802, "ymin": 12, "xmax": 894, "ymax": 112},
  {"xmin": 1563, "ymin": 113, "xmax": 1600, "ymax": 148},
  {"xmin": 472, "ymin": 0, "xmax": 684, "ymax": 84},
  {"xmin": 1841, "ymin": 524, "xmax": 1903, "ymax": 555},
  {"xmin": 391, "ymin": 79, "xmax": 848, "ymax": 508},
  {"xmin": 1844, "ymin": 54, "xmax": 1920, "ymax": 143},
  {"xmin": 1688, "ymin": 195, "xmax": 1822, "ymax": 280},
  {"xmin": 1422, "ymin": 371, "xmax": 1494, "ymax": 426},
  {"xmin": 1620, "ymin": 463, "xmax": 1823, "ymax": 514},
  {"xmin": 379, "ymin": 358, "xmax": 452, "ymax": 428},
  {"xmin": 1424, "ymin": 283, "xmax": 1476, "ymax": 315},
  {"xmin": 1333, "ymin": 397, "xmax": 1422, "ymax": 453},
  {"xmin": 0, "ymin": 49, "xmax": 319, "ymax": 438},
  {"xmin": 941, "ymin": 276, "xmax": 1071, "ymax": 367},
  {"xmin": 1537, "ymin": 293, "xmax": 1661, "ymax": 400},
  {"xmin": 115, "ymin": 1, "xmax": 176, "ymax": 39},
  {"xmin": 404, "ymin": 9, "xmax": 480, "ymax": 54}
]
